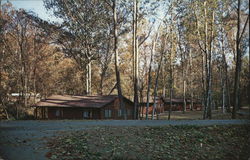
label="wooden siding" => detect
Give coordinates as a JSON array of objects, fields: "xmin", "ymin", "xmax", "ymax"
[
  {"xmin": 141, "ymin": 98, "xmax": 165, "ymax": 114},
  {"xmin": 100, "ymin": 98, "xmax": 134, "ymax": 119},
  {"xmin": 46, "ymin": 107, "xmax": 100, "ymax": 119}
]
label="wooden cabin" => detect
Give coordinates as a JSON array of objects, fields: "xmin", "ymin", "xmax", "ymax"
[
  {"xmin": 191, "ymin": 99, "xmax": 203, "ymax": 111},
  {"xmin": 34, "ymin": 95, "xmax": 134, "ymax": 120},
  {"xmin": 140, "ymin": 97, "xmax": 165, "ymax": 114},
  {"xmin": 163, "ymin": 98, "xmax": 202, "ymax": 111}
]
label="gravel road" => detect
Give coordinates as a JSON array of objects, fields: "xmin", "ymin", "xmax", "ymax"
[{"xmin": 0, "ymin": 119, "xmax": 249, "ymax": 160}]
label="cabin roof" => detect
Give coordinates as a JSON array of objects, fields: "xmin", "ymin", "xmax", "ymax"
[
  {"xmin": 163, "ymin": 98, "xmax": 185, "ymax": 103},
  {"xmin": 163, "ymin": 98, "xmax": 201, "ymax": 104},
  {"xmin": 140, "ymin": 96, "xmax": 161, "ymax": 104},
  {"xmin": 35, "ymin": 95, "xmax": 130, "ymax": 108}
]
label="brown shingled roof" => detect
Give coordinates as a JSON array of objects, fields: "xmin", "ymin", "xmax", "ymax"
[{"xmin": 35, "ymin": 95, "xmax": 121, "ymax": 108}]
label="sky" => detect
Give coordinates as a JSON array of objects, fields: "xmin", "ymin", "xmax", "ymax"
[{"xmin": 2, "ymin": 0, "xmax": 62, "ymax": 23}]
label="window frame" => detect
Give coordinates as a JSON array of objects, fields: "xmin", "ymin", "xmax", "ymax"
[
  {"xmin": 83, "ymin": 111, "xmax": 89, "ymax": 118},
  {"xmin": 83, "ymin": 110, "xmax": 92, "ymax": 119},
  {"xmin": 118, "ymin": 109, "xmax": 122, "ymax": 117},
  {"xmin": 104, "ymin": 109, "xmax": 112, "ymax": 118},
  {"xmin": 55, "ymin": 110, "xmax": 60, "ymax": 117}
]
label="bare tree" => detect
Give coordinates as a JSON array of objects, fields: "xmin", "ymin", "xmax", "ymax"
[
  {"xmin": 168, "ymin": 27, "xmax": 174, "ymax": 120},
  {"xmin": 152, "ymin": 32, "xmax": 166, "ymax": 120},
  {"xmin": 132, "ymin": 0, "xmax": 139, "ymax": 119},
  {"xmin": 232, "ymin": 0, "xmax": 249, "ymax": 119},
  {"xmin": 145, "ymin": 24, "xmax": 161, "ymax": 120},
  {"xmin": 177, "ymin": 25, "xmax": 187, "ymax": 114},
  {"xmin": 112, "ymin": 0, "xmax": 127, "ymax": 119}
]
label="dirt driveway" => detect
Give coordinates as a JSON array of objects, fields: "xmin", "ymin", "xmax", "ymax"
[{"xmin": 0, "ymin": 120, "xmax": 249, "ymax": 160}]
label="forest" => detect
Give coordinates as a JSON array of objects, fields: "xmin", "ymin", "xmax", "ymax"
[{"xmin": 0, "ymin": 0, "xmax": 249, "ymax": 120}]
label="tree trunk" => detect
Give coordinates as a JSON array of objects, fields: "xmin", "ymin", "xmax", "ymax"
[
  {"xmin": 162, "ymin": 58, "xmax": 166, "ymax": 98},
  {"xmin": 86, "ymin": 62, "xmax": 91, "ymax": 95},
  {"xmin": 133, "ymin": 0, "xmax": 139, "ymax": 119},
  {"xmin": 145, "ymin": 47, "xmax": 153, "ymax": 120},
  {"xmin": 88, "ymin": 61, "xmax": 92, "ymax": 95},
  {"xmin": 145, "ymin": 31, "xmax": 159, "ymax": 120},
  {"xmin": 182, "ymin": 59, "xmax": 186, "ymax": 113},
  {"xmin": 16, "ymin": 105, "xmax": 19, "ymax": 120},
  {"xmin": 178, "ymin": 30, "xmax": 186, "ymax": 113},
  {"xmin": 221, "ymin": 32, "xmax": 231, "ymax": 112},
  {"xmin": 4, "ymin": 106, "xmax": 9, "ymax": 120},
  {"xmin": 168, "ymin": 88, "xmax": 173, "ymax": 120},
  {"xmin": 203, "ymin": 1, "xmax": 208, "ymax": 120},
  {"xmin": 249, "ymin": 36, "xmax": 250, "ymax": 119},
  {"xmin": 194, "ymin": 5, "xmax": 205, "ymax": 113},
  {"xmin": 203, "ymin": 2, "xmax": 213, "ymax": 119},
  {"xmin": 183, "ymin": 75, "xmax": 186, "ymax": 113},
  {"xmin": 113, "ymin": 0, "xmax": 127, "ymax": 119},
  {"xmin": 33, "ymin": 68, "xmax": 36, "ymax": 104},
  {"xmin": 24, "ymin": 73, "xmax": 28, "ymax": 107},
  {"xmin": 206, "ymin": 11, "xmax": 215, "ymax": 119},
  {"xmin": 168, "ymin": 33, "xmax": 173, "ymax": 120},
  {"xmin": 86, "ymin": 65, "xmax": 89, "ymax": 95},
  {"xmin": 152, "ymin": 47, "xmax": 164, "ymax": 120},
  {"xmin": 232, "ymin": 0, "xmax": 241, "ymax": 119},
  {"xmin": 249, "ymin": 8, "xmax": 250, "ymax": 119},
  {"xmin": 99, "ymin": 73, "xmax": 104, "ymax": 95},
  {"xmin": 168, "ymin": 68, "xmax": 173, "ymax": 121},
  {"xmin": 139, "ymin": 88, "xmax": 144, "ymax": 119},
  {"xmin": 219, "ymin": 64, "xmax": 225, "ymax": 113},
  {"xmin": 189, "ymin": 49, "xmax": 194, "ymax": 111},
  {"xmin": 201, "ymin": 52, "xmax": 206, "ymax": 114}
]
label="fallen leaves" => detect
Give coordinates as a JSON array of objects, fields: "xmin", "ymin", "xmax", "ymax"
[{"xmin": 46, "ymin": 125, "xmax": 250, "ymax": 160}]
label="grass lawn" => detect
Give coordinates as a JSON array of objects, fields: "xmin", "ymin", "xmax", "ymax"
[
  {"xmin": 149, "ymin": 107, "xmax": 250, "ymax": 120},
  {"xmin": 46, "ymin": 125, "xmax": 250, "ymax": 160}
]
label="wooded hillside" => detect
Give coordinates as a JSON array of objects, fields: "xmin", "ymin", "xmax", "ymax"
[{"xmin": 0, "ymin": 0, "xmax": 249, "ymax": 120}]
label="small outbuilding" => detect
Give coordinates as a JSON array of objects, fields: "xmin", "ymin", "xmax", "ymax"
[{"xmin": 34, "ymin": 95, "xmax": 134, "ymax": 120}]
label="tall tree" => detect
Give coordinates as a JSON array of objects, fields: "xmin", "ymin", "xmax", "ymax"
[
  {"xmin": 132, "ymin": 0, "xmax": 139, "ymax": 119},
  {"xmin": 44, "ymin": 0, "xmax": 112, "ymax": 95},
  {"xmin": 145, "ymin": 24, "xmax": 161, "ymax": 120},
  {"xmin": 152, "ymin": 31, "xmax": 166, "ymax": 120},
  {"xmin": 112, "ymin": 0, "xmax": 127, "ymax": 119},
  {"xmin": 232, "ymin": 0, "xmax": 249, "ymax": 118}
]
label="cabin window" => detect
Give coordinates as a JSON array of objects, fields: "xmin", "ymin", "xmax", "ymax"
[
  {"xmin": 104, "ymin": 109, "xmax": 112, "ymax": 118},
  {"xmin": 83, "ymin": 111, "xmax": 89, "ymax": 118},
  {"xmin": 118, "ymin": 109, "xmax": 122, "ymax": 117},
  {"xmin": 55, "ymin": 110, "xmax": 60, "ymax": 117},
  {"xmin": 83, "ymin": 111, "xmax": 92, "ymax": 118}
]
